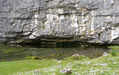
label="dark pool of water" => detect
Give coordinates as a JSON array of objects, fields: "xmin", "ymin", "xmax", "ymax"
[{"xmin": 0, "ymin": 44, "xmax": 110, "ymax": 61}]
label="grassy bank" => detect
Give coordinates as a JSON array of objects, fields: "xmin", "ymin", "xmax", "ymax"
[
  {"xmin": 0, "ymin": 54, "xmax": 119, "ymax": 75},
  {"xmin": 0, "ymin": 45, "xmax": 119, "ymax": 75}
]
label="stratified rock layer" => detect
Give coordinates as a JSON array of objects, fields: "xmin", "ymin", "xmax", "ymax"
[{"xmin": 0, "ymin": 0, "xmax": 119, "ymax": 44}]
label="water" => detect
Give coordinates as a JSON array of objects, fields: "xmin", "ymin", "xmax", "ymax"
[{"xmin": 0, "ymin": 44, "xmax": 109, "ymax": 61}]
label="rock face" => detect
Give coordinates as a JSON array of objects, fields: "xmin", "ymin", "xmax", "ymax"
[{"xmin": 0, "ymin": 0, "xmax": 119, "ymax": 44}]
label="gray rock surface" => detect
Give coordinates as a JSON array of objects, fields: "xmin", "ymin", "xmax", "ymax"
[{"xmin": 0, "ymin": 0, "xmax": 119, "ymax": 44}]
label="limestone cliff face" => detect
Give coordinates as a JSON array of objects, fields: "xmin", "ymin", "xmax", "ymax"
[{"xmin": 0, "ymin": 0, "xmax": 119, "ymax": 44}]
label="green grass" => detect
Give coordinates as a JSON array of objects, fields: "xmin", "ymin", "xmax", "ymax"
[
  {"xmin": 1, "ymin": 54, "xmax": 119, "ymax": 75},
  {"xmin": 0, "ymin": 60, "xmax": 40, "ymax": 75},
  {"xmin": 0, "ymin": 59, "xmax": 58, "ymax": 75}
]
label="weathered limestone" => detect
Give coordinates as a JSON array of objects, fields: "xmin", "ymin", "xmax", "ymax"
[{"xmin": 0, "ymin": 0, "xmax": 119, "ymax": 44}]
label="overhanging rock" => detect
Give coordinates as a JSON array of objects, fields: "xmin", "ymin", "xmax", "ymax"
[{"xmin": 0, "ymin": 0, "xmax": 119, "ymax": 44}]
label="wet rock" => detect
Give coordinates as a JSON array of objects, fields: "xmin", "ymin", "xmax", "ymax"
[{"xmin": 61, "ymin": 68, "xmax": 72, "ymax": 75}]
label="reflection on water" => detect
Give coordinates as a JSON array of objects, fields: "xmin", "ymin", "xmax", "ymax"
[
  {"xmin": 0, "ymin": 44, "xmax": 110, "ymax": 61},
  {"xmin": 28, "ymin": 47, "xmax": 109, "ymax": 59}
]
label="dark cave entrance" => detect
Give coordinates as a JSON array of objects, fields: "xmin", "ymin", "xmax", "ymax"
[{"xmin": 19, "ymin": 39, "xmax": 109, "ymax": 48}]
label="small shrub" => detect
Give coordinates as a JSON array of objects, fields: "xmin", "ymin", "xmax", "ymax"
[{"xmin": 111, "ymin": 50, "xmax": 117, "ymax": 56}]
